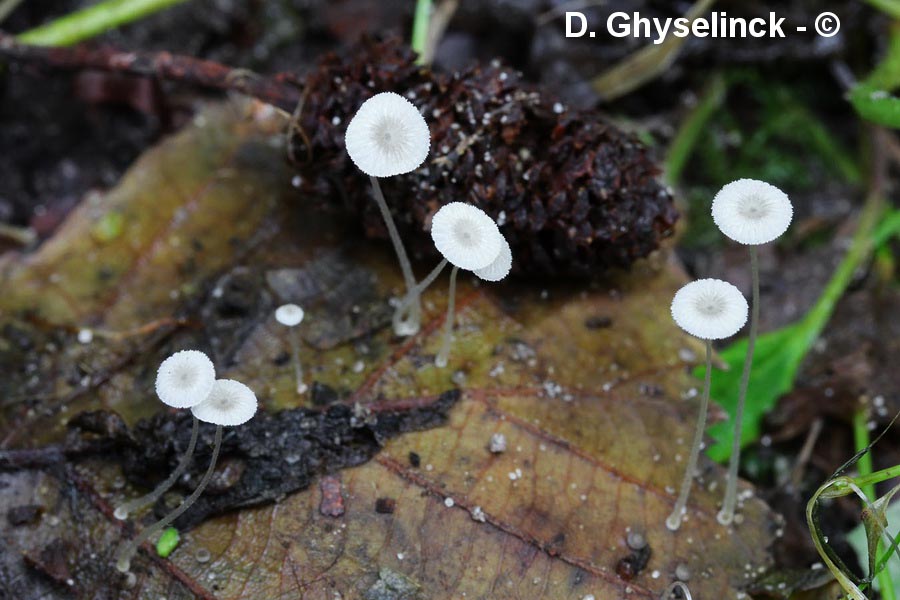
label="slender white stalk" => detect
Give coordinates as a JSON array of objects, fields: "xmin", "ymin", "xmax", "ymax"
[
  {"xmin": 718, "ymin": 246, "xmax": 759, "ymax": 526},
  {"xmin": 116, "ymin": 425, "xmax": 223, "ymax": 573},
  {"xmin": 666, "ymin": 340, "xmax": 712, "ymax": 531},
  {"xmin": 288, "ymin": 328, "xmax": 307, "ymax": 394},
  {"xmin": 370, "ymin": 176, "xmax": 421, "ymax": 336},
  {"xmin": 660, "ymin": 582, "xmax": 693, "ymax": 600},
  {"xmin": 114, "ymin": 416, "xmax": 200, "ymax": 521},
  {"xmin": 392, "ymin": 258, "xmax": 448, "ymax": 332},
  {"xmin": 434, "ymin": 266, "xmax": 459, "ymax": 368}
]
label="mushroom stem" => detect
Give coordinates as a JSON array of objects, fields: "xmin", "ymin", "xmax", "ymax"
[
  {"xmin": 115, "ymin": 425, "xmax": 223, "ymax": 573},
  {"xmin": 288, "ymin": 327, "xmax": 307, "ymax": 394},
  {"xmin": 370, "ymin": 176, "xmax": 421, "ymax": 336},
  {"xmin": 666, "ymin": 340, "xmax": 712, "ymax": 531},
  {"xmin": 114, "ymin": 416, "xmax": 200, "ymax": 521},
  {"xmin": 392, "ymin": 258, "xmax": 449, "ymax": 332},
  {"xmin": 660, "ymin": 582, "xmax": 693, "ymax": 600},
  {"xmin": 434, "ymin": 265, "xmax": 459, "ymax": 368},
  {"xmin": 718, "ymin": 246, "xmax": 759, "ymax": 525}
]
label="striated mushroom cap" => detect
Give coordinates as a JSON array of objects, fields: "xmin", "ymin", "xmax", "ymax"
[
  {"xmin": 155, "ymin": 350, "xmax": 216, "ymax": 409},
  {"xmin": 671, "ymin": 279, "xmax": 749, "ymax": 341}
]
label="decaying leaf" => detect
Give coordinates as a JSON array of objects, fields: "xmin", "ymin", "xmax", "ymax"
[{"xmin": 0, "ymin": 100, "xmax": 775, "ymax": 599}]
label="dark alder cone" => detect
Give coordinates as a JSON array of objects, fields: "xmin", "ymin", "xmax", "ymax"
[{"xmin": 289, "ymin": 36, "xmax": 677, "ymax": 277}]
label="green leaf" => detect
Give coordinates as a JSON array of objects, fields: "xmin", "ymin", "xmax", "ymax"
[
  {"xmin": 156, "ymin": 526, "xmax": 180, "ymax": 558},
  {"xmin": 850, "ymin": 25, "xmax": 900, "ymax": 127},
  {"xmin": 704, "ymin": 322, "xmax": 810, "ymax": 461},
  {"xmin": 848, "ymin": 493, "xmax": 900, "ymax": 593}
]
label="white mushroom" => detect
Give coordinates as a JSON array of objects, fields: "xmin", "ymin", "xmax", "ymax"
[
  {"xmin": 670, "ymin": 279, "xmax": 748, "ymax": 341},
  {"xmin": 711, "ymin": 178, "xmax": 792, "ymax": 246},
  {"xmin": 116, "ymin": 379, "xmax": 258, "ymax": 573},
  {"xmin": 473, "ymin": 237, "xmax": 513, "ymax": 282},
  {"xmin": 345, "ymin": 92, "xmax": 430, "ymax": 178},
  {"xmin": 426, "ymin": 203, "xmax": 507, "ymax": 368},
  {"xmin": 430, "ymin": 202, "xmax": 504, "ymax": 272},
  {"xmin": 275, "ymin": 304, "xmax": 307, "ymax": 394},
  {"xmin": 114, "ymin": 350, "xmax": 213, "ymax": 522},
  {"xmin": 275, "ymin": 303, "xmax": 304, "ymax": 327},
  {"xmin": 154, "ymin": 350, "xmax": 216, "ymax": 409},
  {"xmin": 666, "ymin": 279, "xmax": 748, "ymax": 532},
  {"xmin": 345, "ymin": 92, "xmax": 431, "ymax": 337},
  {"xmin": 711, "ymin": 179, "xmax": 792, "ymax": 526},
  {"xmin": 191, "ymin": 379, "xmax": 258, "ymax": 427}
]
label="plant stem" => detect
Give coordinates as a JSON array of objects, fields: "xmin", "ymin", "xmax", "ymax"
[
  {"xmin": 718, "ymin": 246, "xmax": 758, "ymax": 525},
  {"xmin": 853, "ymin": 410, "xmax": 877, "ymax": 500},
  {"xmin": 799, "ymin": 189, "xmax": 884, "ymax": 348},
  {"xmin": 667, "ymin": 340, "xmax": 712, "ymax": 531},
  {"xmin": 853, "ymin": 409, "xmax": 898, "ymax": 600},
  {"xmin": 411, "ymin": 0, "xmax": 433, "ymax": 65},
  {"xmin": 114, "ymin": 416, "xmax": 199, "ymax": 520},
  {"xmin": 18, "ymin": 0, "xmax": 190, "ymax": 47},
  {"xmin": 854, "ymin": 465, "xmax": 900, "ymax": 491},
  {"xmin": 369, "ymin": 176, "xmax": 421, "ymax": 336},
  {"xmin": 288, "ymin": 328, "xmax": 306, "ymax": 395},
  {"xmin": 665, "ymin": 73, "xmax": 727, "ymax": 186},
  {"xmin": 0, "ymin": 0, "xmax": 25, "ymax": 25},
  {"xmin": 434, "ymin": 265, "xmax": 458, "ymax": 368},
  {"xmin": 115, "ymin": 425, "xmax": 223, "ymax": 573},
  {"xmin": 866, "ymin": 0, "xmax": 900, "ymax": 19}
]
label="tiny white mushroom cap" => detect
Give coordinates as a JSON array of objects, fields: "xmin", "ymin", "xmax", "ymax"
[
  {"xmin": 711, "ymin": 179, "xmax": 793, "ymax": 245},
  {"xmin": 275, "ymin": 303, "xmax": 304, "ymax": 327},
  {"xmin": 345, "ymin": 92, "xmax": 430, "ymax": 178},
  {"xmin": 431, "ymin": 202, "xmax": 504, "ymax": 271},
  {"xmin": 474, "ymin": 236, "xmax": 512, "ymax": 282},
  {"xmin": 155, "ymin": 350, "xmax": 216, "ymax": 409},
  {"xmin": 191, "ymin": 379, "xmax": 257, "ymax": 426},
  {"xmin": 671, "ymin": 279, "xmax": 749, "ymax": 340}
]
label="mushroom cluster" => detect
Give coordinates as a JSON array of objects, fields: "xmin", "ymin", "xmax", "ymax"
[
  {"xmin": 666, "ymin": 279, "xmax": 748, "ymax": 531},
  {"xmin": 345, "ymin": 92, "xmax": 514, "ymax": 367},
  {"xmin": 115, "ymin": 350, "xmax": 258, "ymax": 574},
  {"xmin": 712, "ymin": 179, "xmax": 792, "ymax": 526},
  {"xmin": 430, "ymin": 202, "xmax": 512, "ymax": 367},
  {"xmin": 665, "ymin": 178, "xmax": 792, "ymax": 532}
]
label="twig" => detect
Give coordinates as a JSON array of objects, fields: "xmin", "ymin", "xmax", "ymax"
[
  {"xmin": 0, "ymin": 0, "xmax": 24, "ymax": 25},
  {"xmin": 789, "ymin": 417, "xmax": 823, "ymax": 492},
  {"xmin": 421, "ymin": 0, "xmax": 458, "ymax": 66},
  {"xmin": 0, "ymin": 32, "xmax": 303, "ymax": 111},
  {"xmin": 592, "ymin": 0, "xmax": 717, "ymax": 101}
]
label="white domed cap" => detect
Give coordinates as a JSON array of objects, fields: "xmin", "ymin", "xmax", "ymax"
[
  {"xmin": 155, "ymin": 350, "xmax": 216, "ymax": 409},
  {"xmin": 671, "ymin": 279, "xmax": 749, "ymax": 340},
  {"xmin": 275, "ymin": 303, "xmax": 304, "ymax": 327},
  {"xmin": 430, "ymin": 202, "xmax": 503, "ymax": 271},
  {"xmin": 191, "ymin": 379, "xmax": 257, "ymax": 426},
  {"xmin": 345, "ymin": 92, "xmax": 430, "ymax": 178},
  {"xmin": 712, "ymin": 179, "xmax": 793, "ymax": 245},
  {"xmin": 474, "ymin": 236, "xmax": 512, "ymax": 282}
]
